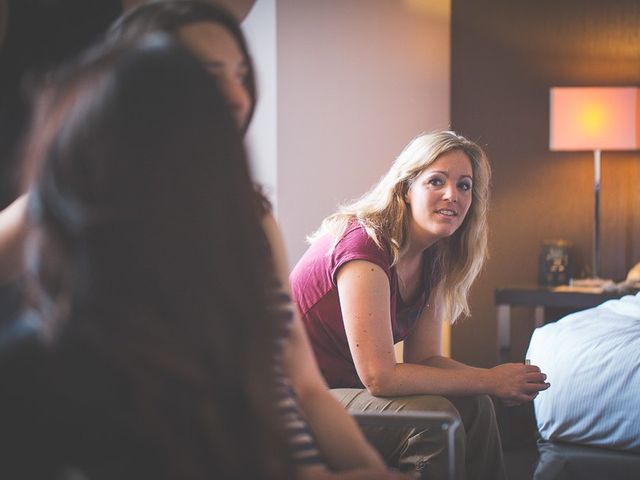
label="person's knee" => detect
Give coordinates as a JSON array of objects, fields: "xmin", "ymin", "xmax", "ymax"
[
  {"xmin": 448, "ymin": 394, "xmax": 499, "ymax": 436},
  {"xmin": 473, "ymin": 394, "xmax": 496, "ymax": 416},
  {"xmin": 397, "ymin": 394, "xmax": 461, "ymax": 417},
  {"xmin": 449, "ymin": 394, "xmax": 495, "ymax": 416},
  {"xmin": 330, "ymin": 388, "xmax": 363, "ymax": 408},
  {"xmin": 473, "ymin": 394, "xmax": 498, "ymax": 426}
]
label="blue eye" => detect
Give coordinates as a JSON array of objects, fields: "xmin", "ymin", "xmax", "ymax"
[{"xmin": 458, "ymin": 181, "xmax": 472, "ymax": 191}]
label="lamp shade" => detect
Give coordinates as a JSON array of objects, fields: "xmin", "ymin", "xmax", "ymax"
[{"xmin": 549, "ymin": 87, "xmax": 640, "ymax": 151}]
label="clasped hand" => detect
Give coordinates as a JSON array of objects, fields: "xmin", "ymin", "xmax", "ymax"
[{"xmin": 488, "ymin": 363, "xmax": 550, "ymax": 406}]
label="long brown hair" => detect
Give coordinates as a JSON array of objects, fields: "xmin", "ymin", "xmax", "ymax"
[{"xmin": 23, "ymin": 34, "xmax": 289, "ymax": 479}]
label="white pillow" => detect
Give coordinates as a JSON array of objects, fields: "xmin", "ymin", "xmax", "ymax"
[{"xmin": 526, "ymin": 293, "xmax": 640, "ymax": 452}]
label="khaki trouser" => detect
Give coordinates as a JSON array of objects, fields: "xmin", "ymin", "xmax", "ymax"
[{"xmin": 331, "ymin": 389, "xmax": 507, "ymax": 480}]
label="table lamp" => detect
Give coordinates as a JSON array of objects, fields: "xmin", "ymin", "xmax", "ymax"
[{"xmin": 549, "ymin": 86, "xmax": 640, "ymax": 280}]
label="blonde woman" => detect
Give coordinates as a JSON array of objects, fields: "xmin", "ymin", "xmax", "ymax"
[{"xmin": 290, "ymin": 131, "xmax": 550, "ymax": 480}]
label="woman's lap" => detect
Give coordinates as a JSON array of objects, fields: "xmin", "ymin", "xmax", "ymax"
[{"xmin": 331, "ymin": 388, "xmax": 506, "ymax": 480}]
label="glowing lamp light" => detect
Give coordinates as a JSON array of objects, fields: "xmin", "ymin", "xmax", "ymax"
[
  {"xmin": 550, "ymin": 87, "xmax": 640, "ymax": 151},
  {"xmin": 549, "ymin": 87, "xmax": 640, "ymax": 279},
  {"xmin": 580, "ymin": 102, "xmax": 607, "ymax": 132}
]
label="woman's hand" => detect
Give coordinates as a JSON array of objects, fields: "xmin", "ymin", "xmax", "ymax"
[{"xmin": 486, "ymin": 363, "xmax": 550, "ymax": 405}]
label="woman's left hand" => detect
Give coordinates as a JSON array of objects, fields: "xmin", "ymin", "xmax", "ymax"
[{"xmin": 485, "ymin": 362, "xmax": 550, "ymax": 405}]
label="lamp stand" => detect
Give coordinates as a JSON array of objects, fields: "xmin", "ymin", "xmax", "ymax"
[
  {"xmin": 593, "ymin": 149, "xmax": 601, "ymax": 279},
  {"xmin": 574, "ymin": 150, "xmax": 611, "ymax": 286}
]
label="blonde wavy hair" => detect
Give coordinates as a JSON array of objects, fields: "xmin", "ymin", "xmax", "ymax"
[{"xmin": 309, "ymin": 130, "xmax": 491, "ymax": 324}]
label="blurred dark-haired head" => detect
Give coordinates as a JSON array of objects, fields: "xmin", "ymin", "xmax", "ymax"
[
  {"xmin": 108, "ymin": 0, "xmax": 257, "ymax": 131},
  {"xmin": 20, "ymin": 33, "xmax": 287, "ymax": 479}
]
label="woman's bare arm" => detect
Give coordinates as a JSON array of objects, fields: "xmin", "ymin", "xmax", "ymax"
[{"xmin": 336, "ymin": 260, "xmax": 549, "ymax": 404}]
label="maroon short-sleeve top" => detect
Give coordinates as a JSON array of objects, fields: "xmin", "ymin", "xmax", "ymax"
[{"xmin": 290, "ymin": 222, "xmax": 434, "ymax": 388}]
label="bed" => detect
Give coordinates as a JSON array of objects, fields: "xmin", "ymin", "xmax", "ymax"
[{"xmin": 525, "ymin": 291, "xmax": 640, "ymax": 480}]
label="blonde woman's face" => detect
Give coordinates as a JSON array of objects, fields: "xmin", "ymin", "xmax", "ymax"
[
  {"xmin": 178, "ymin": 22, "xmax": 251, "ymax": 128},
  {"xmin": 404, "ymin": 150, "xmax": 473, "ymax": 245}
]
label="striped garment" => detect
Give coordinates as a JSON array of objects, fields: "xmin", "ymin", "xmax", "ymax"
[{"xmin": 270, "ymin": 286, "xmax": 324, "ymax": 466}]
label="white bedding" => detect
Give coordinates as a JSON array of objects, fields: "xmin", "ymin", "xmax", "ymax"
[{"xmin": 526, "ymin": 292, "xmax": 640, "ymax": 452}]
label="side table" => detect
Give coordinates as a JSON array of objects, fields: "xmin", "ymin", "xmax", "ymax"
[{"xmin": 494, "ymin": 286, "xmax": 632, "ymax": 363}]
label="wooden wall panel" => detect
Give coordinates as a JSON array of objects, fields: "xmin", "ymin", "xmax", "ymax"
[{"xmin": 451, "ymin": 0, "xmax": 640, "ymax": 367}]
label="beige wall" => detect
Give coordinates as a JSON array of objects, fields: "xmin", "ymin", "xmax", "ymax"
[
  {"xmin": 244, "ymin": 0, "xmax": 278, "ymax": 210},
  {"xmin": 245, "ymin": 0, "xmax": 452, "ymax": 263},
  {"xmin": 275, "ymin": 0, "xmax": 451, "ymax": 264}
]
